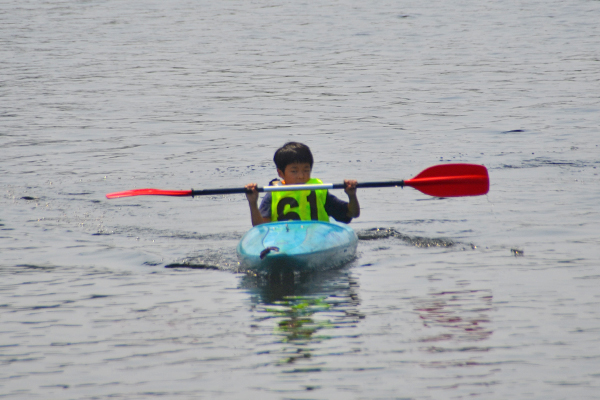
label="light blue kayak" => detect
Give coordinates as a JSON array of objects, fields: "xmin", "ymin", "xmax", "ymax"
[{"xmin": 237, "ymin": 221, "xmax": 358, "ymax": 274}]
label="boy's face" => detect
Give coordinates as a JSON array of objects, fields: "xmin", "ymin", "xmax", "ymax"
[{"xmin": 277, "ymin": 162, "xmax": 312, "ymax": 185}]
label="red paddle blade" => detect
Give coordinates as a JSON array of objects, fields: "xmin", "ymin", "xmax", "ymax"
[
  {"xmin": 105, "ymin": 189, "xmax": 192, "ymax": 199},
  {"xmin": 404, "ymin": 164, "xmax": 489, "ymax": 197}
]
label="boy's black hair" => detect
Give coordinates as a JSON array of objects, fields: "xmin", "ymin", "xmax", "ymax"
[{"xmin": 273, "ymin": 142, "xmax": 314, "ymax": 172}]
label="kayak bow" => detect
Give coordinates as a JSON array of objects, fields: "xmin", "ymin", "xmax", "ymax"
[{"xmin": 237, "ymin": 221, "xmax": 358, "ymax": 274}]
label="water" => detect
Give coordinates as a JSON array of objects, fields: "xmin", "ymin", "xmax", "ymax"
[{"xmin": 1, "ymin": 0, "xmax": 599, "ymax": 398}]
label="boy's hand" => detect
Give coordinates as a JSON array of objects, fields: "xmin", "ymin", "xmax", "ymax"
[
  {"xmin": 344, "ymin": 179, "xmax": 358, "ymax": 197},
  {"xmin": 245, "ymin": 183, "xmax": 259, "ymax": 203},
  {"xmin": 344, "ymin": 179, "xmax": 360, "ymax": 219}
]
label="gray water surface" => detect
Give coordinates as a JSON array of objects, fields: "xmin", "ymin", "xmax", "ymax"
[{"xmin": 2, "ymin": 0, "xmax": 600, "ymax": 398}]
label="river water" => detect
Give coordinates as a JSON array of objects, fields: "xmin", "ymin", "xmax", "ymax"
[{"xmin": 1, "ymin": 0, "xmax": 599, "ymax": 398}]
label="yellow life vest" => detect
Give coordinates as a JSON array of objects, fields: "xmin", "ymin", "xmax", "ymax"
[{"xmin": 271, "ymin": 178, "xmax": 329, "ymax": 222}]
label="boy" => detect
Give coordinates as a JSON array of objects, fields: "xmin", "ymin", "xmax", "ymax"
[{"xmin": 245, "ymin": 142, "xmax": 360, "ymax": 227}]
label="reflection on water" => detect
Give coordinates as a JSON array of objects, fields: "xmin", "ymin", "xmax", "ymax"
[
  {"xmin": 414, "ymin": 288, "xmax": 493, "ymax": 359},
  {"xmin": 240, "ymin": 268, "xmax": 362, "ymax": 369}
]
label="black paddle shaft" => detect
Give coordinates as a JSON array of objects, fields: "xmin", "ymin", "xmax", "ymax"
[{"xmin": 189, "ymin": 180, "xmax": 405, "ymax": 197}]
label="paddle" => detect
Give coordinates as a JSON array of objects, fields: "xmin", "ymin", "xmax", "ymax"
[{"xmin": 106, "ymin": 163, "xmax": 489, "ymax": 199}]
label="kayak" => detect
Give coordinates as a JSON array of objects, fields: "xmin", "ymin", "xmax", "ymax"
[{"xmin": 237, "ymin": 221, "xmax": 358, "ymax": 274}]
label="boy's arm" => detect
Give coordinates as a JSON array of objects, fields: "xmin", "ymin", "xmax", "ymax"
[
  {"xmin": 245, "ymin": 183, "xmax": 270, "ymax": 226},
  {"xmin": 344, "ymin": 179, "xmax": 360, "ymax": 218}
]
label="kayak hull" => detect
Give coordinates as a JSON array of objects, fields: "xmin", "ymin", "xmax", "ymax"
[{"xmin": 237, "ymin": 221, "xmax": 358, "ymax": 274}]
